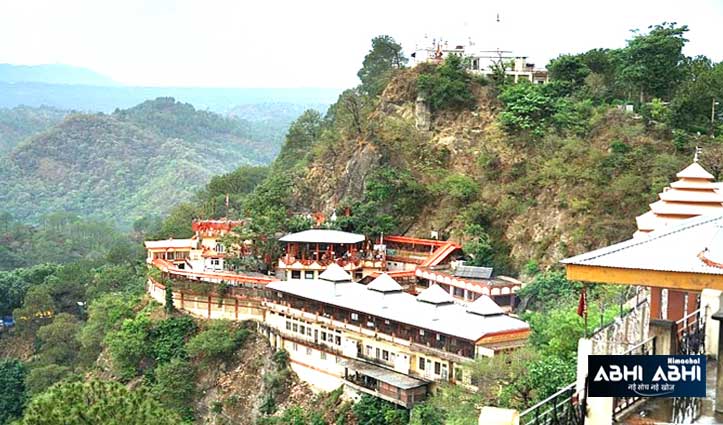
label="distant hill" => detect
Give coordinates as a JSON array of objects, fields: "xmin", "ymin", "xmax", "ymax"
[
  {"xmin": 0, "ymin": 63, "xmax": 117, "ymax": 86},
  {"xmin": 0, "ymin": 81, "xmax": 339, "ymax": 114},
  {"xmin": 0, "ymin": 106, "xmax": 69, "ymax": 155},
  {"xmin": 0, "ymin": 98, "xmax": 285, "ymax": 226}
]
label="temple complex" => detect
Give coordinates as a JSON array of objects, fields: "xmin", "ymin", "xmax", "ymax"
[
  {"xmin": 263, "ymin": 264, "xmax": 530, "ymax": 406},
  {"xmin": 144, "ymin": 219, "xmax": 530, "ymax": 408}
]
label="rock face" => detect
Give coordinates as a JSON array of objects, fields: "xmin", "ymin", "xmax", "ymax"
[
  {"xmin": 281, "ymin": 67, "xmax": 678, "ymax": 270},
  {"xmin": 415, "ymin": 96, "xmax": 431, "ymax": 131}
]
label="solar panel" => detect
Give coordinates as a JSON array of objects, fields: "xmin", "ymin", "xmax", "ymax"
[{"xmin": 454, "ymin": 265, "xmax": 493, "ymax": 279}]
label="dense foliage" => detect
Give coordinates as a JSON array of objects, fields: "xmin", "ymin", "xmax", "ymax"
[
  {"xmin": 0, "ymin": 98, "xmax": 288, "ymax": 227},
  {"xmin": 0, "ymin": 106, "xmax": 68, "ymax": 155}
]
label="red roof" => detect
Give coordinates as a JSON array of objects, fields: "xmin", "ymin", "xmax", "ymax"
[{"xmin": 192, "ymin": 219, "xmax": 244, "ymax": 233}]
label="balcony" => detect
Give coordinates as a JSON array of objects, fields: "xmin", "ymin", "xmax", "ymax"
[{"xmin": 341, "ymin": 359, "xmax": 428, "ymax": 408}]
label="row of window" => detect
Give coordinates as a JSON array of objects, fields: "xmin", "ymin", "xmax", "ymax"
[
  {"xmin": 417, "ymin": 355, "xmax": 446, "ymax": 377},
  {"xmin": 291, "ymin": 342, "xmax": 339, "ymax": 362},
  {"xmin": 365, "ymin": 344, "xmax": 395, "ymax": 364},
  {"xmin": 290, "ymin": 270, "xmax": 316, "ymax": 280},
  {"xmin": 283, "ymin": 317, "xmax": 342, "ymax": 346}
]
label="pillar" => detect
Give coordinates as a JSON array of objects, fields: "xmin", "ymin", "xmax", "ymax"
[
  {"xmin": 650, "ymin": 287, "xmax": 662, "ymax": 319},
  {"xmin": 712, "ymin": 308, "xmax": 723, "ymax": 413},
  {"xmin": 649, "ymin": 319, "xmax": 677, "ymax": 355},
  {"xmin": 702, "ymin": 289, "xmax": 722, "ymax": 357},
  {"xmin": 667, "ymin": 290, "xmax": 686, "ymax": 322},
  {"xmin": 478, "ymin": 407, "xmax": 518, "ymax": 425}
]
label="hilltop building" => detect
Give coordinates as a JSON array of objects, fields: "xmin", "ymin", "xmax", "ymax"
[
  {"xmin": 144, "ymin": 219, "xmax": 243, "ymax": 272},
  {"xmin": 412, "ymin": 39, "xmax": 548, "ymax": 84}
]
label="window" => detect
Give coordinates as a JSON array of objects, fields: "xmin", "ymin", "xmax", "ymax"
[
  {"xmin": 434, "ymin": 362, "xmax": 441, "ymax": 375},
  {"xmin": 419, "ymin": 329, "xmax": 425, "ymax": 336},
  {"xmin": 215, "ymin": 243, "xmax": 225, "ymax": 253},
  {"xmin": 366, "ymin": 345, "xmax": 372, "ymax": 356},
  {"xmin": 321, "ymin": 331, "xmax": 327, "ymax": 341},
  {"xmin": 293, "ymin": 342, "xmax": 298, "ymax": 351},
  {"xmin": 384, "ymin": 320, "xmax": 390, "ymax": 325},
  {"xmin": 351, "ymin": 312, "xmax": 359, "ymax": 321},
  {"xmin": 382, "ymin": 350, "xmax": 389, "ymax": 361},
  {"xmin": 306, "ymin": 347, "xmax": 312, "ymax": 355},
  {"xmin": 299, "ymin": 325, "xmax": 305, "ymax": 334},
  {"xmin": 285, "ymin": 321, "xmax": 291, "ymax": 331},
  {"xmin": 418, "ymin": 357, "xmax": 425, "ymax": 370},
  {"xmin": 375, "ymin": 348, "xmax": 381, "ymax": 359},
  {"xmin": 454, "ymin": 287, "xmax": 464, "ymax": 298},
  {"xmin": 307, "ymin": 328, "xmax": 312, "ymax": 336},
  {"xmin": 292, "ymin": 323, "xmax": 298, "ymax": 332},
  {"xmin": 304, "ymin": 271, "xmax": 314, "ymax": 280},
  {"xmin": 335, "ymin": 336, "xmax": 341, "ymax": 345},
  {"xmin": 320, "ymin": 352, "xmax": 327, "ymax": 360},
  {"xmin": 291, "ymin": 270, "xmax": 301, "ymax": 279}
]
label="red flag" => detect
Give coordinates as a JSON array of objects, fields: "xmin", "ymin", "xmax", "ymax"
[{"xmin": 577, "ymin": 287, "xmax": 587, "ymax": 317}]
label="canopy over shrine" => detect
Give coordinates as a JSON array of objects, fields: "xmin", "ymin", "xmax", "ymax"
[{"xmin": 562, "ymin": 214, "xmax": 723, "ymax": 291}]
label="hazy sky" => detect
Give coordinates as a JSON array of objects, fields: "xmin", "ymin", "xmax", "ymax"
[{"xmin": 1, "ymin": 0, "xmax": 721, "ymax": 88}]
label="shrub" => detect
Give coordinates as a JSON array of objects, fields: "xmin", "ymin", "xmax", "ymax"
[
  {"xmin": 417, "ymin": 55, "xmax": 475, "ymax": 111},
  {"xmin": 186, "ymin": 320, "xmax": 249, "ymax": 363}
]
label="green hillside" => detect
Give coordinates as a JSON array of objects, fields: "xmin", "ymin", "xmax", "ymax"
[
  {"xmin": 0, "ymin": 106, "xmax": 69, "ymax": 155},
  {"xmin": 0, "ymin": 98, "xmax": 283, "ymax": 227}
]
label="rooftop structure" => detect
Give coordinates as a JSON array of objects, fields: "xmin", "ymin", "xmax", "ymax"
[
  {"xmin": 279, "ymin": 229, "xmax": 365, "ymax": 245},
  {"xmin": 278, "ymin": 229, "xmax": 384, "ymax": 281},
  {"xmin": 635, "ymin": 162, "xmax": 723, "ymax": 238},
  {"xmin": 563, "ymin": 214, "xmax": 723, "ymax": 283},
  {"xmin": 266, "ymin": 270, "xmax": 529, "ymax": 345}
]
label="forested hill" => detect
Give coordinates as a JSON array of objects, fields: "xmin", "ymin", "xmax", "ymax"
[
  {"xmin": 0, "ymin": 106, "xmax": 69, "ymax": 155},
  {"xmin": 0, "ymin": 98, "xmax": 283, "ymax": 227},
  {"xmin": 164, "ymin": 25, "xmax": 723, "ymax": 274}
]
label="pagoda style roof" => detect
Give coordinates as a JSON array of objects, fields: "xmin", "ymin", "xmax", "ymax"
[
  {"xmin": 677, "ymin": 162, "xmax": 714, "ymax": 180},
  {"xmin": 466, "ymin": 295, "xmax": 505, "ymax": 316},
  {"xmin": 416, "ymin": 284, "xmax": 454, "ymax": 305},
  {"xmin": 318, "ymin": 263, "xmax": 352, "ymax": 282},
  {"xmin": 279, "ymin": 229, "xmax": 365, "ymax": 244},
  {"xmin": 367, "ymin": 273, "xmax": 403, "ymax": 293},
  {"xmin": 635, "ymin": 162, "xmax": 723, "ymax": 236}
]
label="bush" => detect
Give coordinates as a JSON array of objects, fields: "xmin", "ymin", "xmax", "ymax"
[
  {"xmin": 417, "ymin": 55, "xmax": 475, "ymax": 111},
  {"xmin": 153, "ymin": 357, "xmax": 196, "ymax": 420},
  {"xmin": 0, "ymin": 359, "xmax": 27, "ymax": 425},
  {"xmin": 186, "ymin": 320, "xmax": 249, "ymax": 363}
]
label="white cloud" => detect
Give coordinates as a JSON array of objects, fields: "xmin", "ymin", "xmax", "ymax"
[{"xmin": 0, "ymin": 0, "xmax": 720, "ymax": 88}]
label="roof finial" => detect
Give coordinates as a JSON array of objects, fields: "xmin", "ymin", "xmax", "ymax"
[{"xmin": 694, "ymin": 146, "xmax": 702, "ymax": 163}]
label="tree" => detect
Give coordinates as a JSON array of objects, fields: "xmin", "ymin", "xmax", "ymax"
[
  {"xmin": 35, "ymin": 313, "xmax": 82, "ymax": 367},
  {"xmin": 463, "ymin": 224, "xmax": 494, "ymax": 267},
  {"xmin": 620, "ymin": 22, "xmax": 689, "ymax": 101},
  {"xmin": 352, "ymin": 394, "xmax": 407, "ymax": 425},
  {"xmin": 417, "ymin": 55, "xmax": 475, "ymax": 111},
  {"xmin": 547, "ymin": 54, "xmax": 591, "ymax": 92},
  {"xmin": 105, "ymin": 314, "xmax": 153, "ymax": 380},
  {"xmin": 409, "ymin": 403, "xmax": 444, "ymax": 425},
  {"xmin": 77, "ymin": 294, "xmax": 136, "ymax": 365},
  {"xmin": 24, "ymin": 364, "xmax": 74, "ymax": 396},
  {"xmin": 153, "ymin": 358, "xmax": 196, "ymax": 420},
  {"xmin": 16, "ymin": 380, "xmax": 187, "ymax": 425},
  {"xmin": 186, "ymin": 320, "xmax": 248, "ymax": 364},
  {"xmin": 13, "ymin": 285, "xmax": 55, "ymax": 334},
  {"xmin": 164, "ymin": 283, "xmax": 175, "ymax": 314},
  {"xmin": 358, "ymin": 35, "xmax": 407, "ymax": 97},
  {"xmin": 0, "ymin": 359, "xmax": 27, "ymax": 425}
]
